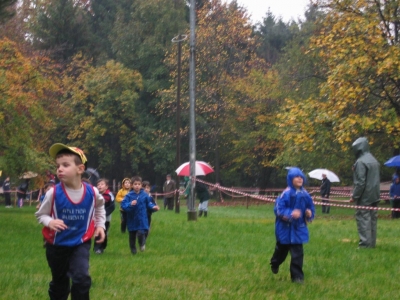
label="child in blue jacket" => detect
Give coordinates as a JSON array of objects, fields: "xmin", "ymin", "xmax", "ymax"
[
  {"xmin": 121, "ymin": 176, "xmax": 159, "ymax": 254},
  {"xmin": 389, "ymin": 175, "xmax": 400, "ymax": 218},
  {"xmin": 270, "ymin": 167, "xmax": 315, "ymax": 283}
]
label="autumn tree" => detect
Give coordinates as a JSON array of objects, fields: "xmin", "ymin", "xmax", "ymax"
[
  {"xmin": 221, "ymin": 69, "xmax": 286, "ymax": 187},
  {"xmin": 0, "ymin": 38, "xmax": 61, "ymax": 177},
  {"xmin": 275, "ymin": 0, "xmax": 400, "ymax": 182},
  {"xmin": 271, "ymin": 4, "xmax": 336, "ymax": 172},
  {"xmin": 61, "ymin": 58, "xmax": 145, "ymax": 179},
  {"xmin": 159, "ymin": 0, "xmax": 266, "ymax": 184},
  {"xmin": 310, "ymin": 0, "xmax": 400, "ymax": 147}
]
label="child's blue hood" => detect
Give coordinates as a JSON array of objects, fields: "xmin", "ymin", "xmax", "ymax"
[{"xmin": 287, "ymin": 167, "xmax": 307, "ymax": 189}]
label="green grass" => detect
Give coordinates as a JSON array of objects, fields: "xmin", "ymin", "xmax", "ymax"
[{"xmin": 0, "ymin": 201, "xmax": 399, "ymax": 299}]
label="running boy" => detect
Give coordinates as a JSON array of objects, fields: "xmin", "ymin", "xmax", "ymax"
[
  {"xmin": 35, "ymin": 143, "xmax": 106, "ymax": 299},
  {"xmin": 121, "ymin": 176, "xmax": 159, "ymax": 254},
  {"xmin": 94, "ymin": 178, "xmax": 115, "ymax": 254},
  {"xmin": 36, "ymin": 182, "xmax": 55, "ymax": 210},
  {"xmin": 115, "ymin": 178, "xmax": 131, "ymax": 233},
  {"xmin": 270, "ymin": 167, "xmax": 315, "ymax": 284},
  {"xmin": 142, "ymin": 180, "xmax": 156, "ymax": 237}
]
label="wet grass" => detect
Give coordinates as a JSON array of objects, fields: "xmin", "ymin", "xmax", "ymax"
[{"xmin": 0, "ymin": 202, "xmax": 398, "ymax": 299}]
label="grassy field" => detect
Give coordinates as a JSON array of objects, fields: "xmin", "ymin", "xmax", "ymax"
[{"xmin": 0, "ymin": 200, "xmax": 399, "ymax": 300}]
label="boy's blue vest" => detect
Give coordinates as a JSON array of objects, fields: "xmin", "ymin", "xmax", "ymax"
[{"xmin": 42, "ymin": 182, "xmax": 96, "ymax": 246}]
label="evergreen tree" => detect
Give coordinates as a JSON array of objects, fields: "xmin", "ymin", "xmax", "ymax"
[
  {"xmin": 90, "ymin": 0, "xmax": 117, "ymax": 64},
  {"xmin": 255, "ymin": 11, "xmax": 297, "ymax": 65},
  {"xmin": 0, "ymin": 0, "xmax": 16, "ymax": 23},
  {"xmin": 31, "ymin": 0, "xmax": 93, "ymax": 61}
]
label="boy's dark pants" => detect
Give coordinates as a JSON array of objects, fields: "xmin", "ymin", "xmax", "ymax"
[
  {"xmin": 145, "ymin": 214, "xmax": 152, "ymax": 238},
  {"xmin": 93, "ymin": 221, "xmax": 110, "ymax": 251},
  {"xmin": 120, "ymin": 211, "xmax": 127, "ymax": 233},
  {"xmin": 46, "ymin": 240, "xmax": 91, "ymax": 300},
  {"xmin": 270, "ymin": 242, "xmax": 304, "ymax": 280},
  {"xmin": 321, "ymin": 196, "xmax": 330, "ymax": 213},
  {"xmin": 129, "ymin": 230, "xmax": 146, "ymax": 252},
  {"xmin": 392, "ymin": 200, "xmax": 400, "ymax": 218},
  {"xmin": 166, "ymin": 197, "xmax": 174, "ymax": 210},
  {"xmin": 4, "ymin": 192, "xmax": 11, "ymax": 206}
]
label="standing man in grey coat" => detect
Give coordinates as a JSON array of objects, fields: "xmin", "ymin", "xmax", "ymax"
[{"xmin": 350, "ymin": 137, "xmax": 380, "ymax": 249}]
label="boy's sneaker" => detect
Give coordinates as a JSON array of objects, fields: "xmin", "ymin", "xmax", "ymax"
[
  {"xmin": 271, "ymin": 266, "xmax": 279, "ymax": 274},
  {"xmin": 292, "ymin": 278, "xmax": 304, "ymax": 284},
  {"xmin": 95, "ymin": 249, "xmax": 103, "ymax": 254},
  {"xmin": 131, "ymin": 249, "xmax": 137, "ymax": 255},
  {"xmin": 140, "ymin": 245, "xmax": 146, "ymax": 252}
]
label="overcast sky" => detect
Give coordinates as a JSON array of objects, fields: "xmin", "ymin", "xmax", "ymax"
[{"xmin": 232, "ymin": 0, "xmax": 311, "ymax": 24}]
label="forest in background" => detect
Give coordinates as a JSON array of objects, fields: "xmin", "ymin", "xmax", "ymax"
[{"xmin": 1, "ymin": 0, "xmax": 400, "ymax": 190}]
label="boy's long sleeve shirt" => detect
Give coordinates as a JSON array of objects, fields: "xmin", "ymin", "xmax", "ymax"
[{"xmin": 35, "ymin": 183, "xmax": 106, "ymax": 230}]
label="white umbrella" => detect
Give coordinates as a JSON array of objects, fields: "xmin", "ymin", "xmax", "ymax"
[
  {"xmin": 308, "ymin": 169, "xmax": 340, "ymax": 182},
  {"xmin": 19, "ymin": 171, "xmax": 38, "ymax": 179}
]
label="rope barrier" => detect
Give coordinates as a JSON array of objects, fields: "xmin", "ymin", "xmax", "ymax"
[{"xmin": 195, "ymin": 179, "xmax": 400, "ymax": 212}]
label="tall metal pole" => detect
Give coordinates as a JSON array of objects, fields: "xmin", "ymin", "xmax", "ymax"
[
  {"xmin": 172, "ymin": 34, "xmax": 187, "ymax": 214},
  {"xmin": 188, "ymin": 0, "xmax": 197, "ymax": 221},
  {"xmin": 176, "ymin": 35, "xmax": 182, "ymax": 178},
  {"xmin": 175, "ymin": 36, "xmax": 182, "ymax": 214}
]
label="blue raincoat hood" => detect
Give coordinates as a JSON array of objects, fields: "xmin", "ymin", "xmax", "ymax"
[{"xmin": 286, "ymin": 167, "xmax": 306, "ymax": 189}]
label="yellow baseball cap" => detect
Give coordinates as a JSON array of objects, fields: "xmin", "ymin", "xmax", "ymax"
[{"xmin": 49, "ymin": 143, "xmax": 88, "ymax": 165}]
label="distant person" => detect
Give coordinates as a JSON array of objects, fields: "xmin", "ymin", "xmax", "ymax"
[
  {"xmin": 142, "ymin": 181, "xmax": 156, "ymax": 238},
  {"xmin": 163, "ymin": 174, "xmax": 176, "ymax": 210},
  {"xmin": 2, "ymin": 177, "xmax": 11, "ymax": 208},
  {"xmin": 389, "ymin": 175, "xmax": 400, "ymax": 219},
  {"xmin": 270, "ymin": 167, "xmax": 315, "ymax": 284},
  {"xmin": 121, "ymin": 176, "xmax": 159, "ymax": 254},
  {"xmin": 320, "ymin": 174, "xmax": 331, "ymax": 214},
  {"xmin": 94, "ymin": 178, "xmax": 115, "ymax": 254},
  {"xmin": 35, "ymin": 143, "xmax": 106, "ymax": 299},
  {"xmin": 36, "ymin": 182, "xmax": 55, "ymax": 210},
  {"xmin": 46, "ymin": 170, "xmax": 56, "ymax": 183},
  {"xmin": 350, "ymin": 137, "xmax": 380, "ymax": 249},
  {"xmin": 17, "ymin": 179, "xmax": 29, "ymax": 208},
  {"xmin": 115, "ymin": 178, "xmax": 132, "ymax": 233},
  {"xmin": 183, "ymin": 176, "xmax": 190, "ymax": 199},
  {"xmin": 195, "ymin": 179, "xmax": 210, "ymax": 217}
]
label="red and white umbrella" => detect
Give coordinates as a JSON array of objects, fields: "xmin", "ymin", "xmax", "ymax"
[{"xmin": 175, "ymin": 161, "xmax": 214, "ymax": 176}]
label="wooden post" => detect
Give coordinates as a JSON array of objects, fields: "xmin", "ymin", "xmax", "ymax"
[{"xmin": 175, "ymin": 190, "xmax": 180, "ymax": 213}]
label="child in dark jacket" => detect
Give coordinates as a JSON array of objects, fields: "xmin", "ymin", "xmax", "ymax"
[
  {"xmin": 121, "ymin": 176, "xmax": 159, "ymax": 254},
  {"xmin": 270, "ymin": 167, "xmax": 315, "ymax": 284},
  {"xmin": 142, "ymin": 181, "xmax": 156, "ymax": 238},
  {"xmin": 94, "ymin": 178, "xmax": 115, "ymax": 254},
  {"xmin": 196, "ymin": 179, "xmax": 210, "ymax": 217},
  {"xmin": 390, "ymin": 175, "xmax": 400, "ymax": 218}
]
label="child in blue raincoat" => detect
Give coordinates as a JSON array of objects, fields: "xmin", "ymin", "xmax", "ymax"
[
  {"xmin": 389, "ymin": 175, "xmax": 400, "ymax": 218},
  {"xmin": 121, "ymin": 176, "xmax": 159, "ymax": 254},
  {"xmin": 270, "ymin": 168, "xmax": 315, "ymax": 283}
]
